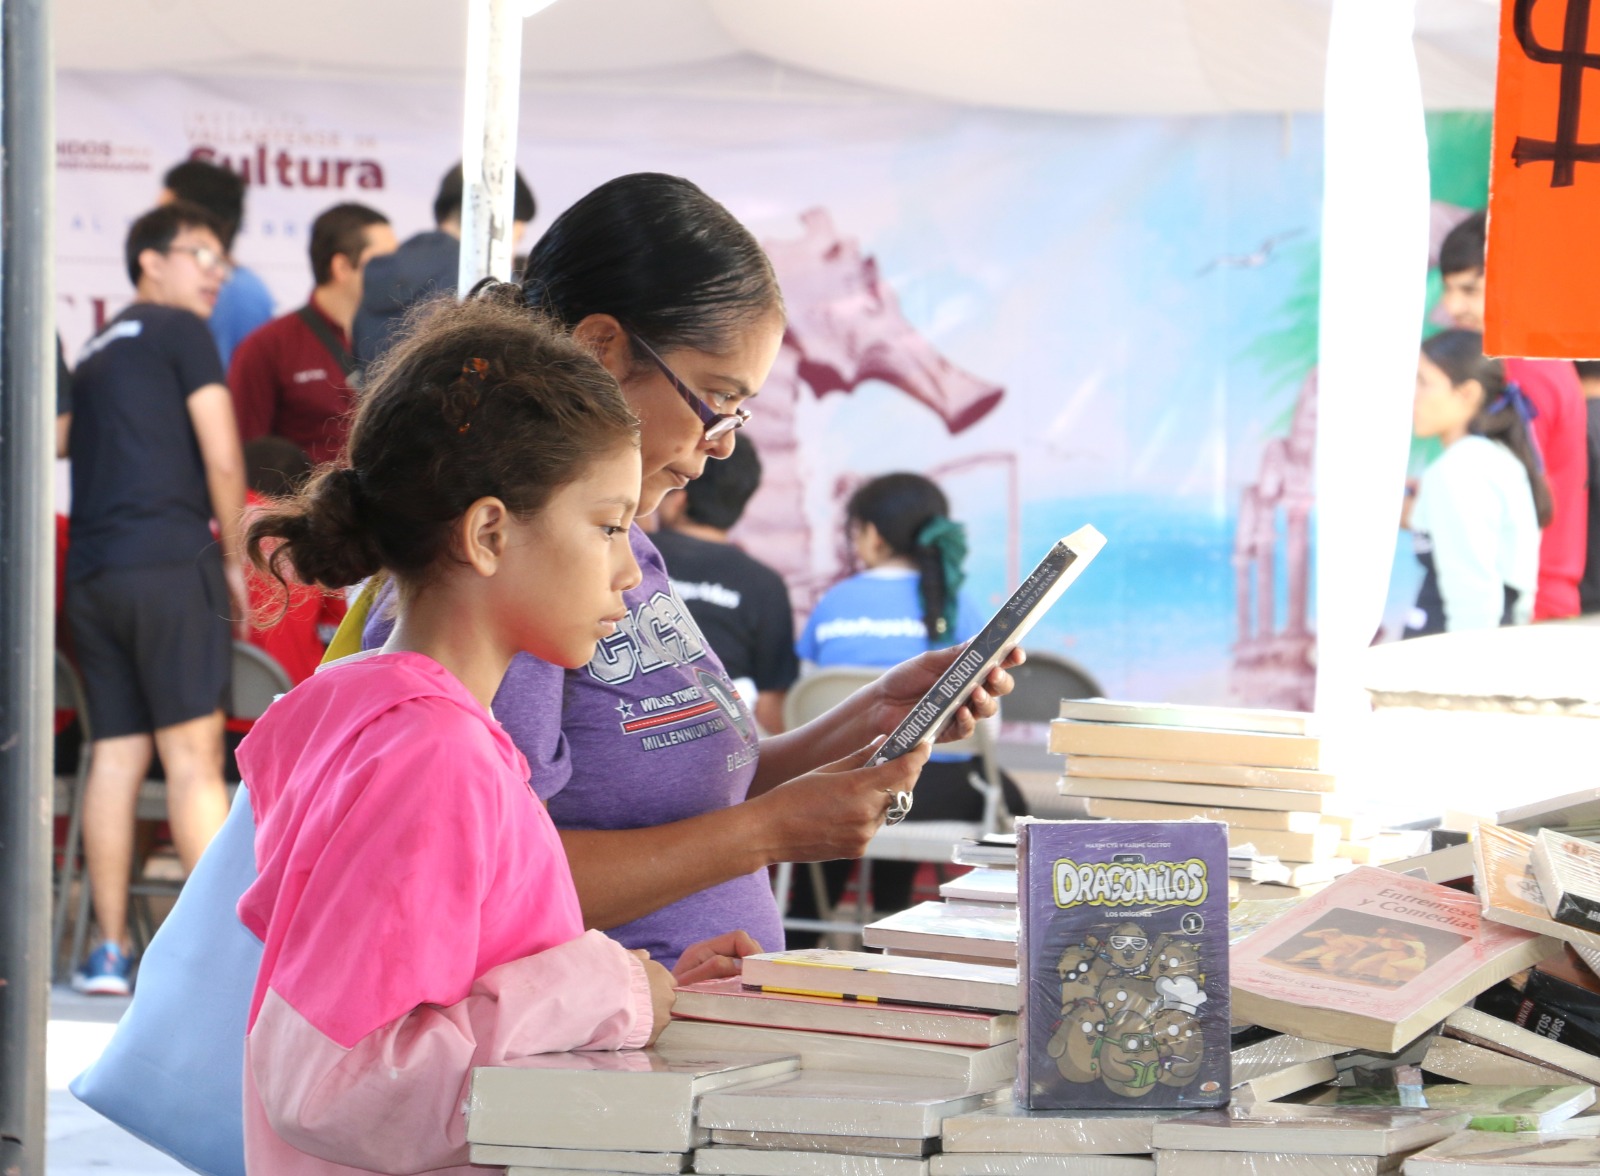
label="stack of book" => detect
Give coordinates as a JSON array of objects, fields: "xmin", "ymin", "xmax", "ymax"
[
  {"xmin": 464, "ymin": 1046, "xmax": 798, "ymax": 1171},
  {"xmin": 662, "ymin": 947, "xmax": 1021, "ymax": 1173},
  {"xmin": 460, "ymin": 807, "xmax": 1600, "ymax": 1174},
  {"xmin": 1045, "ymin": 699, "xmax": 1401, "ymax": 900},
  {"xmin": 694, "ymin": 1070, "xmax": 998, "ymax": 1175}
]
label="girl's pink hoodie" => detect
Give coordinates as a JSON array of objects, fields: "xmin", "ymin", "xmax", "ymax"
[{"xmin": 236, "ymin": 651, "xmax": 653, "ymax": 1175}]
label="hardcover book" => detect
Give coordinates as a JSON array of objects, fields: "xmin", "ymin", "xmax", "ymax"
[
  {"xmin": 867, "ymin": 524, "xmax": 1105, "ymax": 767},
  {"xmin": 1530, "ymin": 827, "xmax": 1600, "ymax": 932},
  {"xmin": 1303, "ymin": 1083, "xmax": 1595, "ymax": 1133},
  {"xmin": 1062, "ymin": 754, "xmax": 1336, "ymax": 792},
  {"xmin": 1474, "ymin": 824, "xmax": 1600, "ymax": 954},
  {"xmin": 1016, "ymin": 818, "xmax": 1231, "ymax": 1110},
  {"xmin": 671, "ymin": 976, "xmax": 1017, "ymax": 1048},
  {"xmin": 1230, "ymin": 866, "xmax": 1558, "ymax": 1053}
]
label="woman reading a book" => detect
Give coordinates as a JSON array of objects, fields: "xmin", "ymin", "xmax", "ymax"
[
  {"xmin": 1404, "ymin": 330, "xmax": 1546, "ymax": 637},
  {"xmin": 355, "ymin": 175, "xmax": 1001, "ymax": 970}
]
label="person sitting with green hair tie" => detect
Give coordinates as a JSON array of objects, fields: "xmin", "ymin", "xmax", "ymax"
[{"xmin": 793, "ymin": 472, "xmax": 991, "ymax": 925}]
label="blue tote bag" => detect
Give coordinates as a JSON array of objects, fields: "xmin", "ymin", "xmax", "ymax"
[{"xmin": 70, "ymin": 780, "xmax": 260, "ymax": 1176}]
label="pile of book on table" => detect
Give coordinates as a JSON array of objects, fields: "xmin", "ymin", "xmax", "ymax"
[
  {"xmin": 1048, "ymin": 699, "xmax": 1435, "ymax": 901},
  {"xmin": 461, "ymin": 785, "xmax": 1600, "ymax": 1174}
]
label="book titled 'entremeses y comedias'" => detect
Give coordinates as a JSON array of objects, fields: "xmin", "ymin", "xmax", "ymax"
[
  {"xmin": 1231, "ymin": 866, "xmax": 1558, "ymax": 1053},
  {"xmin": 868, "ymin": 524, "xmax": 1105, "ymax": 767}
]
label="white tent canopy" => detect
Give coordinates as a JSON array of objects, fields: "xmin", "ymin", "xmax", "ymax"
[{"xmin": 58, "ymin": 0, "xmax": 1498, "ymax": 112}]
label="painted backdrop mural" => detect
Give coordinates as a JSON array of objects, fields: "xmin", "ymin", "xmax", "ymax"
[{"xmin": 57, "ymin": 71, "xmax": 1475, "ymax": 706}]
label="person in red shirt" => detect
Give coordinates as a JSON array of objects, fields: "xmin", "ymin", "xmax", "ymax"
[
  {"xmin": 228, "ymin": 203, "xmax": 397, "ymax": 465},
  {"xmin": 1439, "ymin": 211, "xmax": 1589, "ymax": 620},
  {"xmin": 238, "ymin": 437, "xmax": 347, "ymax": 690}
]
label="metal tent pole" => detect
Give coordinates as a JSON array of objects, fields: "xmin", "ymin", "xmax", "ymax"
[
  {"xmin": 0, "ymin": 0, "xmax": 57, "ymax": 1170},
  {"xmin": 458, "ymin": 0, "xmax": 526, "ymax": 291}
]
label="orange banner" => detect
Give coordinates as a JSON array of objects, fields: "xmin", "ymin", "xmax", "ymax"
[{"xmin": 1486, "ymin": 0, "xmax": 1600, "ymax": 359}]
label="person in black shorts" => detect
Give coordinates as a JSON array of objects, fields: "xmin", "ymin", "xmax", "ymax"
[
  {"xmin": 65, "ymin": 201, "xmax": 250, "ymax": 994},
  {"xmin": 653, "ymin": 435, "xmax": 798, "ymax": 734}
]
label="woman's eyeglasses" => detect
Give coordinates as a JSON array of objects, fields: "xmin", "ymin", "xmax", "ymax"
[{"xmin": 626, "ymin": 331, "xmax": 750, "ymax": 443}]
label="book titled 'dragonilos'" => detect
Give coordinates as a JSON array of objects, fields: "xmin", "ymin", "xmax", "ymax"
[
  {"xmin": 1017, "ymin": 818, "xmax": 1232, "ymax": 1111},
  {"xmin": 1230, "ymin": 866, "xmax": 1558, "ymax": 1053},
  {"xmin": 740, "ymin": 949, "xmax": 1017, "ymax": 1013},
  {"xmin": 672, "ymin": 976, "xmax": 1017, "ymax": 1047},
  {"xmin": 867, "ymin": 524, "xmax": 1105, "ymax": 767}
]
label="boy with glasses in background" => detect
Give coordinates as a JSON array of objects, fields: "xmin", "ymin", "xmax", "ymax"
[{"xmin": 64, "ymin": 202, "xmax": 249, "ymax": 995}]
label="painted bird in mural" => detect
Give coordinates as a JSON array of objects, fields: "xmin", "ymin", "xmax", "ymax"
[{"xmin": 1194, "ymin": 229, "xmax": 1304, "ymax": 277}]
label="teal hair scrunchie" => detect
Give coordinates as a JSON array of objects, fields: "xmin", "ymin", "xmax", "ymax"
[{"xmin": 916, "ymin": 515, "xmax": 968, "ymax": 638}]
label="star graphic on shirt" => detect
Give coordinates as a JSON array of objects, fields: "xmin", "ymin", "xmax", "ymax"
[{"xmin": 615, "ymin": 700, "xmax": 635, "ymax": 721}]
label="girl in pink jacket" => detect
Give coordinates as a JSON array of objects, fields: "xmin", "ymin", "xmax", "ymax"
[{"xmin": 238, "ymin": 292, "xmax": 751, "ymax": 1174}]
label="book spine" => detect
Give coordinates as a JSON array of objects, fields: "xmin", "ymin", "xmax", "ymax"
[
  {"xmin": 1526, "ymin": 969, "xmax": 1600, "ymax": 1025},
  {"xmin": 1014, "ymin": 820, "xmax": 1036, "ymax": 1108},
  {"xmin": 869, "ymin": 542, "xmax": 1075, "ymax": 766},
  {"xmin": 1548, "ymin": 889, "xmax": 1600, "ymax": 932},
  {"xmin": 1477, "ymin": 982, "xmax": 1600, "ymax": 1056}
]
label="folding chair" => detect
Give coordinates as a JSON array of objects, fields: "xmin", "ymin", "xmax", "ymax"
[
  {"xmin": 53, "ymin": 641, "xmax": 293, "ymax": 978},
  {"xmin": 992, "ymin": 649, "xmax": 1104, "ymax": 818}
]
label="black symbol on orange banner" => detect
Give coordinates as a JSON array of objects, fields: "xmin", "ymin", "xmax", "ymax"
[{"xmin": 1512, "ymin": 0, "xmax": 1600, "ymax": 187}]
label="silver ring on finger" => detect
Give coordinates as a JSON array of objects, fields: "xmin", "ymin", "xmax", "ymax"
[{"xmin": 883, "ymin": 789, "xmax": 914, "ymax": 825}]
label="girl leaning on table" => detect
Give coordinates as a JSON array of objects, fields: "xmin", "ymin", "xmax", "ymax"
[{"xmin": 236, "ymin": 295, "xmax": 742, "ymax": 1175}]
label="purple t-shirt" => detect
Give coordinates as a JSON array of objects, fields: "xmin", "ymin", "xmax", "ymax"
[{"xmin": 364, "ymin": 526, "xmax": 777, "ymax": 966}]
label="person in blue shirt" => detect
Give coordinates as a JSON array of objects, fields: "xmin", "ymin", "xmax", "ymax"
[
  {"xmin": 162, "ymin": 160, "xmax": 274, "ymax": 369},
  {"xmin": 796, "ymin": 472, "xmax": 986, "ymax": 918}
]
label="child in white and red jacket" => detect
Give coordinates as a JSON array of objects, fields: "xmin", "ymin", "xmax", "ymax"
[{"xmin": 238, "ymin": 292, "xmax": 756, "ymax": 1175}]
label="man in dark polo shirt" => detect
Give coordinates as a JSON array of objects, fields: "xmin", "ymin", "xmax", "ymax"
[
  {"xmin": 228, "ymin": 203, "xmax": 396, "ymax": 465},
  {"xmin": 352, "ymin": 163, "xmax": 534, "ymax": 364},
  {"xmin": 652, "ymin": 436, "xmax": 798, "ymax": 734},
  {"xmin": 66, "ymin": 202, "xmax": 249, "ymax": 994}
]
